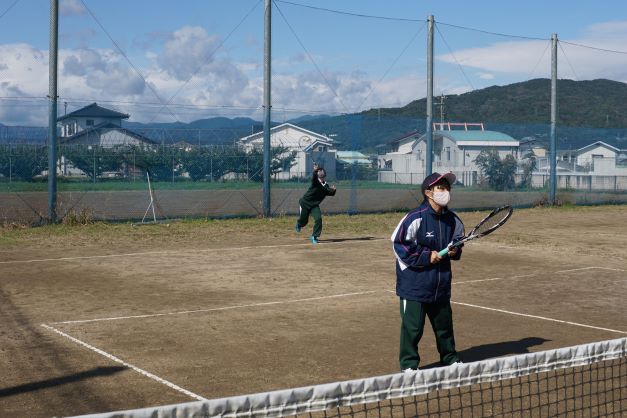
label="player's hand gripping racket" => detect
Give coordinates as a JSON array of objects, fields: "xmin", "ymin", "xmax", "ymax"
[{"xmin": 438, "ymin": 205, "xmax": 513, "ymax": 257}]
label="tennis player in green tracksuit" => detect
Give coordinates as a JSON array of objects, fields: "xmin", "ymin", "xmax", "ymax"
[{"xmin": 295, "ymin": 164, "xmax": 336, "ymax": 244}]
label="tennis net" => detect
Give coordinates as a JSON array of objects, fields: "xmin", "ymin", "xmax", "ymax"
[{"xmin": 72, "ymin": 337, "xmax": 626, "ymax": 418}]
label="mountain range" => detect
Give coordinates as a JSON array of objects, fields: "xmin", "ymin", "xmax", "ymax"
[
  {"xmin": 295, "ymin": 78, "xmax": 627, "ymax": 151},
  {"xmin": 1, "ymin": 78, "xmax": 626, "ymax": 151}
]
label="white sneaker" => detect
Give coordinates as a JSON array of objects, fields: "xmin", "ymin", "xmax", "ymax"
[
  {"xmin": 450, "ymin": 361, "xmax": 463, "ymax": 366},
  {"xmin": 402, "ymin": 368, "xmax": 418, "ymax": 373}
]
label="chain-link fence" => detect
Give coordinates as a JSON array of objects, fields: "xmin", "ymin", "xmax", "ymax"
[{"xmin": 1, "ymin": 117, "xmax": 626, "ymax": 224}]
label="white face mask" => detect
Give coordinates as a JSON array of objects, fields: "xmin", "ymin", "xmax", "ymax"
[{"xmin": 432, "ymin": 190, "xmax": 450, "ymax": 206}]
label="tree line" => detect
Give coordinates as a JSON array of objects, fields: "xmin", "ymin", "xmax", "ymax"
[
  {"xmin": 0, "ymin": 144, "xmax": 296, "ymax": 182},
  {"xmin": 0, "ymin": 143, "xmax": 534, "ymax": 190}
]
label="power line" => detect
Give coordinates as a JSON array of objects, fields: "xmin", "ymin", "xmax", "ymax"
[
  {"xmin": 79, "ymin": 0, "xmax": 180, "ymax": 122},
  {"xmin": 558, "ymin": 41, "xmax": 580, "ymax": 81},
  {"xmin": 436, "ymin": 20, "xmax": 548, "ymax": 41},
  {"xmin": 0, "ymin": 0, "xmax": 20, "ymax": 21},
  {"xmin": 59, "ymin": 97, "xmax": 262, "ymax": 111},
  {"xmin": 526, "ymin": 40, "xmax": 552, "ymax": 80},
  {"xmin": 275, "ymin": 0, "xmax": 423, "ymax": 22},
  {"xmin": 438, "ymin": 20, "xmax": 627, "ymax": 56},
  {"xmin": 0, "ymin": 96, "xmax": 46, "ymax": 101},
  {"xmin": 435, "ymin": 24, "xmax": 475, "ymax": 91},
  {"xmin": 152, "ymin": 0, "xmax": 263, "ymax": 122},
  {"xmin": 274, "ymin": 1, "xmax": 352, "ymax": 114},
  {"xmin": 356, "ymin": 21, "xmax": 427, "ymax": 111},
  {"xmin": 559, "ymin": 40, "xmax": 627, "ymax": 55}
]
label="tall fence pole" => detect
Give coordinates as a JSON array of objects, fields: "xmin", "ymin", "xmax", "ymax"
[
  {"xmin": 262, "ymin": 0, "xmax": 272, "ymax": 217},
  {"xmin": 349, "ymin": 115, "xmax": 359, "ymax": 215},
  {"xmin": 47, "ymin": 0, "xmax": 59, "ymax": 223},
  {"xmin": 549, "ymin": 33, "xmax": 558, "ymax": 204},
  {"xmin": 425, "ymin": 15, "xmax": 434, "ymax": 177}
]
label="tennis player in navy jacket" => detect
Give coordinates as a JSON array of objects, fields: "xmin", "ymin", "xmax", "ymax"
[{"xmin": 391, "ymin": 172, "xmax": 465, "ymax": 371}]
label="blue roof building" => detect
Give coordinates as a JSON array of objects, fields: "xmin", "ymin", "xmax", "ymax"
[{"xmin": 379, "ymin": 122, "xmax": 520, "ymax": 185}]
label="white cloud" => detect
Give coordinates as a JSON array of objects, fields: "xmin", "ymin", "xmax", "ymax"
[
  {"xmin": 60, "ymin": 0, "xmax": 86, "ymax": 16},
  {"xmin": 437, "ymin": 40, "xmax": 553, "ymax": 77},
  {"xmin": 582, "ymin": 21, "xmax": 627, "ymax": 39},
  {"xmin": 157, "ymin": 26, "xmax": 223, "ymax": 80},
  {"xmin": 4, "ymin": 20, "xmax": 627, "ymax": 126},
  {"xmin": 436, "ymin": 20, "xmax": 627, "ymax": 83},
  {"xmin": 0, "ymin": 43, "xmax": 48, "ymax": 95}
]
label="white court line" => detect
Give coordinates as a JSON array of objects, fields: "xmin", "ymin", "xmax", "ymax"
[
  {"xmin": 455, "ymin": 273, "xmax": 536, "ymax": 285},
  {"xmin": 50, "ymin": 291, "xmax": 377, "ymax": 325},
  {"xmin": 41, "ymin": 324, "xmax": 206, "ymax": 401},
  {"xmin": 555, "ymin": 266, "xmax": 626, "ymax": 273},
  {"xmin": 0, "ymin": 239, "xmax": 384, "ymax": 265},
  {"xmin": 450, "ymin": 301, "xmax": 627, "ymax": 335},
  {"xmin": 48, "ymin": 268, "xmax": 624, "ymax": 325},
  {"xmin": 455, "ymin": 267, "xmax": 626, "ymax": 286},
  {"xmin": 382, "ymin": 290, "xmax": 626, "ymax": 335}
]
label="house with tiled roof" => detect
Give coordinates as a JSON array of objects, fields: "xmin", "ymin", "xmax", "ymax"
[
  {"xmin": 379, "ymin": 122, "xmax": 520, "ymax": 185},
  {"xmin": 56, "ymin": 103, "xmax": 155, "ymax": 177},
  {"xmin": 58, "ymin": 103, "xmax": 154, "ymax": 147}
]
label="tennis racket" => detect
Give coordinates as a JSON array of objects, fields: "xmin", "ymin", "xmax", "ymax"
[{"xmin": 438, "ymin": 205, "xmax": 513, "ymax": 257}]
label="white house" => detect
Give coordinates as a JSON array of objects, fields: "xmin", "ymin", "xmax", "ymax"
[
  {"xmin": 238, "ymin": 123, "xmax": 336, "ymax": 180},
  {"xmin": 57, "ymin": 103, "xmax": 155, "ymax": 177},
  {"xmin": 380, "ymin": 122, "xmax": 520, "ymax": 185},
  {"xmin": 534, "ymin": 141, "xmax": 627, "ymax": 176},
  {"xmin": 58, "ymin": 103, "xmax": 154, "ymax": 148},
  {"xmin": 568, "ymin": 141, "xmax": 624, "ymax": 175},
  {"xmin": 524, "ymin": 141, "xmax": 627, "ymax": 191}
]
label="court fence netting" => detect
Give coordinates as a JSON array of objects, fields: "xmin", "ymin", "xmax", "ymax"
[
  {"xmin": 70, "ymin": 337, "xmax": 626, "ymax": 418},
  {"xmin": 2, "ymin": 117, "xmax": 627, "ymax": 224}
]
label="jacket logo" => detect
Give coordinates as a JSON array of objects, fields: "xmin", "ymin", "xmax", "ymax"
[{"xmin": 425, "ymin": 231, "xmax": 435, "ymax": 238}]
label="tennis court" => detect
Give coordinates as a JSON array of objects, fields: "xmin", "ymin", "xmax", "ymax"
[{"xmin": 0, "ymin": 206, "xmax": 626, "ymax": 417}]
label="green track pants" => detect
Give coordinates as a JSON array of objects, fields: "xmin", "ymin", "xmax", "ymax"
[
  {"xmin": 399, "ymin": 298, "xmax": 459, "ymax": 370},
  {"xmin": 297, "ymin": 202, "xmax": 323, "ymax": 238}
]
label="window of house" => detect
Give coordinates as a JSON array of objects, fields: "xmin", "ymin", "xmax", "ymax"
[
  {"xmin": 86, "ymin": 119, "xmax": 94, "ymax": 126},
  {"xmin": 446, "ymin": 147, "xmax": 451, "ymax": 161}
]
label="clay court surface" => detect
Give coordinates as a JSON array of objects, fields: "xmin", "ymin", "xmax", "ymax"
[{"xmin": 0, "ymin": 205, "xmax": 626, "ymax": 417}]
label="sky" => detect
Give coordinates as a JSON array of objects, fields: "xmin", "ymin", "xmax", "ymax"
[{"xmin": 1, "ymin": 0, "xmax": 627, "ymax": 125}]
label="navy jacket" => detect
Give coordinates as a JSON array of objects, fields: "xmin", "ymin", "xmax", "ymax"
[{"xmin": 391, "ymin": 201, "xmax": 464, "ymax": 303}]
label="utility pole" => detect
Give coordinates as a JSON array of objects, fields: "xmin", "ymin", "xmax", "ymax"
[
  {"xmin": 436, "ymin": 94, "xmax": 446, "ymax": 125},
  {"xmin": 425, "ymin": 15, "xmax": 434, "ymax": 177},
  {"xmin": 48, "ymin": 0, "xmax": 59, "ymax": 223},
  {"xmin": 262, "ymin": 0, "xmax": 271, "ymax": 217},
  {"xmin": 549, "ymin": 33, "xmax": 558, "ymax": 205}
]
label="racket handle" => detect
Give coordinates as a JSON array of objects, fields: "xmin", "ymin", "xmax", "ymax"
[{"xmin": 438, "ymin": 247, "xmax": 450, "ymax": 257}]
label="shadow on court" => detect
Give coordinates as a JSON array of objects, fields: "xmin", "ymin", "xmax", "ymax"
[
  {"xmin": 420, "ymin": 337, "xmax": 551, "ymax": 369},
  {"xmin": 0, "ymin": 366, "xmax": 127, "ymax": 398},
  {"xmin": 318, "ymin": 237, "xmax": 380, "ymax": 243}
]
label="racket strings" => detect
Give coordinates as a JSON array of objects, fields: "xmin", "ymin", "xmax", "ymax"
[{"xmin": 475, "ymin": 209, "xmax": 511, "ymax": 235}]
